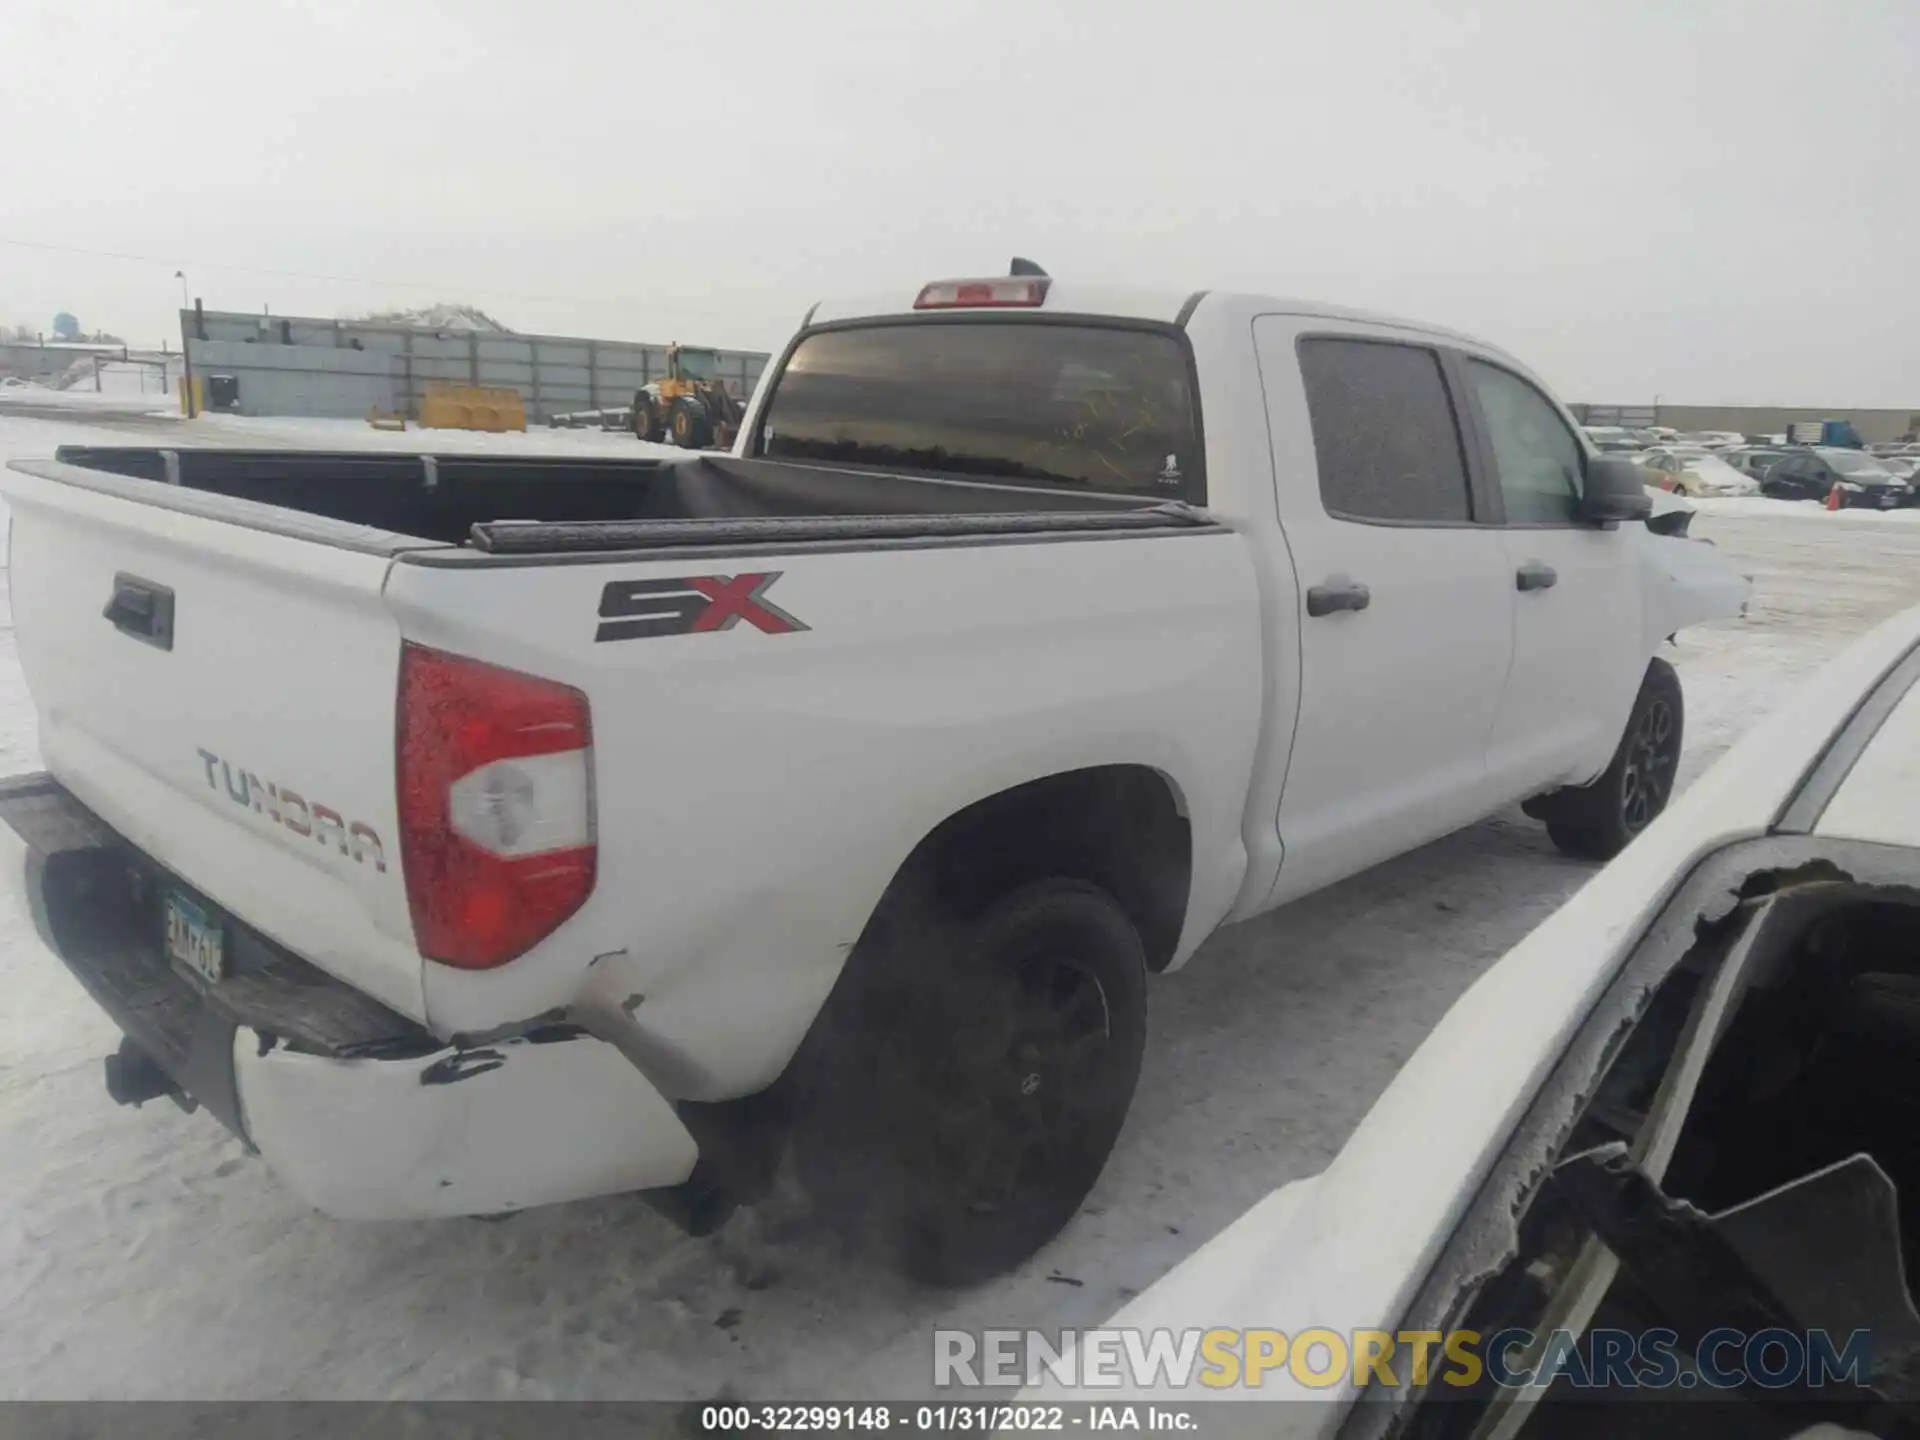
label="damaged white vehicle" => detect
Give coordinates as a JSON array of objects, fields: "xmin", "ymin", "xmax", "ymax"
[
  {"xmin": 1038, "ymin": 602, "xmax": 1920, "ymax": 1435},
  {"xmin": 0, "ymin": 268, "xmax": 1746, "ymax": 1283}
]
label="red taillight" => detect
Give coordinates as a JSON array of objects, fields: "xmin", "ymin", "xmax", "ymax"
[
  {"xmin": 396, "ymin": 643, "xmax": 595, "ymax": 970},
  {"xmin": 913, "ymin": 277, "xmax": 1049, "ymax": 309}
]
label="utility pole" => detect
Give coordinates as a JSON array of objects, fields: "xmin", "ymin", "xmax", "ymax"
[{"xmin": 175, "ymin": 272, "xmax": 197, "ymax": 418}]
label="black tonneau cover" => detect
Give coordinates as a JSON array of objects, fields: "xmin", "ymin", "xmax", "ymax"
[{"xmin": 470, "ymin": 504, "xmax": 1213, "ymax": 555}]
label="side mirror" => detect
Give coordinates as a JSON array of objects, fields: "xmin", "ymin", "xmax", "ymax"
[{"xmin": 1582, "ymin": 455, "xmax": 1654, "ymax": 525}]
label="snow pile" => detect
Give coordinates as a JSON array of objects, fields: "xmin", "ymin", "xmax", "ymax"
[
  {"xmin": 1692, "ymin": 495, "xmax": 1920, "ymax": 525},
  {"xmin": 0, "ymin": 388, "xmax": 179, "ymax": 416},
  {"xmin": 357, "ymin": 303, "xmax": 514, "ymax": 335}
]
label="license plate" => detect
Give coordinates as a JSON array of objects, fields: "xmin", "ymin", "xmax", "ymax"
[{"xmin": 164, "ymin": 890, "xmax": 226, "ymax": 984}]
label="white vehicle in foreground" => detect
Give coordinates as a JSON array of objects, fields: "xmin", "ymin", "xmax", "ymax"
[
  {"xmin": 0, "ymin": 268, "xmax": 1747, "ymax": 1282},
  {"xmin": 1035, "ymin": 602, "xmax": 1920, "ymax": 1431}
]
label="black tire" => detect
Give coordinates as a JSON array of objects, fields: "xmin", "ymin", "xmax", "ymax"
[
  {"xmin": 791, "ymin": 879, "xmax": 1148, "ymax": 1286},
  {"xmin": 1544, "ymin": 818, "xmax": 1617, "ymax": 861},
  {"xmin": 1541, "ymin": 659, "xmax": 1684, "ymax": 861},
  {"xmin": 670, "ymin": 396, "xmax": 714, "ymax": 449},
  {"xmin": 631, "ymin": 393, "xmax": 661, "ymax": 443}
]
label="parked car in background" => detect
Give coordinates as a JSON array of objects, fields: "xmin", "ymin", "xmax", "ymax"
[
  {"xmin": 1674, "ymin": 430, "xmax": 1745, "ymax": 451},
  {"xmin": 1727, "ymin": 447, "xmax": 1790, "ymax": 482},
  {"xmin": 1036, "ymin": 602, "xmax": 1920, "ymax": 1427},
  {"xmin": 1635, "ymin": 446, "xmax": 1760, "ymax": 497},
  {"xmin": 1763, "ymin": 446, "xmax": 1914, "ymax": 508},
  {"xmin": 1580, "ymin": 425, "xmax": 1645, "ymax": 453},
  {"xmin": 1631, "ymin": 450, "xmax": 1679, "ymax": 488}
]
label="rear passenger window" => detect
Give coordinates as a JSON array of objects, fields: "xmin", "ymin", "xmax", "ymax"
[{"xmin": 1297, "ymin": 338, "xmax": 1472, "ymax": 523}]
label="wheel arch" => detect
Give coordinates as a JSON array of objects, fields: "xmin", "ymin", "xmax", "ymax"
[
  {"xmin": 686, "ymin": 764, "xmax": 1192, "ymax": 1220},
  {"xmin": 863, "ymin": 764, "xmax": 1195, "ymax": 975}
]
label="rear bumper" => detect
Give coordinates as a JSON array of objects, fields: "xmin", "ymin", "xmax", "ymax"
[
  {"xmin": 0, "ymin": 772, "xmax": 699, "ymax": 1219},
  {"xmin": 235, "ymin": 1024, "xmax": 700, "ymax": 1219}
]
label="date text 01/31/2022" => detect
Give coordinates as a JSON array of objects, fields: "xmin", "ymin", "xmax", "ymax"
[{"xmin": 699, "ymin": 1404, "xmax": 1198, "ymax": 1432}]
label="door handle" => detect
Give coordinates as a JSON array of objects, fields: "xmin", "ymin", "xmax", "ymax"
[
  {"xmin": 1306, "ymin": 577, "xmax": 1371, "ymax": 617},
  {"xmin": 103, "ymin": 573, "xmax": 175, "ymax": 650},
  {"xmin": 1515, "ymin": 561, "xmax": 1559, "ymax": 593}
]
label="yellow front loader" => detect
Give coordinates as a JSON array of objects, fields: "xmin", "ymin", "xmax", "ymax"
[{"xmin": 631, "ymin": 345, "xmax": 743, "ymax": 450}]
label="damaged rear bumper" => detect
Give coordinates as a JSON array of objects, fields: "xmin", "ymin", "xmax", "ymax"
[
  {"xmin": 0, "ymin": 771, "xmax": 698, "ymax": 1220},
  {"xmin": 236, "ymin": 1023, "xmax": 699, "ymax": 1219}
]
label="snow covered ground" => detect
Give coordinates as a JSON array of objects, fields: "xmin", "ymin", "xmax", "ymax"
[
  {"xmin": 3, "ymin": 412, "xmax": 1920, "ymax": 1401},
  {"xmin": 0, "ymin": 387, "xmax": 182, "ymax": 418},
  {"xmin": 1692, "ymin": 492, "xmax": 1920, "ymax": 525}
]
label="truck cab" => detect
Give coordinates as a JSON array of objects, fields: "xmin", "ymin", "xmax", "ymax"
[{"xmin": 757, "ymin": 275, "xmax": 1742, "ymax": 905}]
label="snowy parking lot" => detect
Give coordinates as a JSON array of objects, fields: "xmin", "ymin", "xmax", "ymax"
[{"xmin": 3, "ymin": 410, "xmax": 1920, "ymax": 1401}]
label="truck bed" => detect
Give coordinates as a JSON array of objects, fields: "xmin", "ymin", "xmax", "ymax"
[
  {"xmin": 0, "ymin": 440, "xmax": 1247, "ymax": 1038},
  {"xmin": 42, "ymin": 447, "xmax": 1173, "ymax": 553}
]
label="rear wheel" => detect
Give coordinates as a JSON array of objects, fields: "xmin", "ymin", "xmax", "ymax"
[
  {"xmin": 670, "ymin": 396, "xmax": 714, "ymax": 449},
  {"xmin": 791, "ymin": 879, "xmax": 1148, "ymax": 1286},
  {"xmin": 1539, "ymin": 659, "xmax": 1684, "ymax": 861}
]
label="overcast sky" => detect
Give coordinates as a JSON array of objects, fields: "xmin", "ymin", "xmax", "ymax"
[{"xmin": 4, "ymin": 0, "xmax": 1916, "ymax": 405}]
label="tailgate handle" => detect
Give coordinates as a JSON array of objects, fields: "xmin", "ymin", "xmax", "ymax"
[{"xmin": 103, "ymin": 573, "xmax": 175, "ymax": 651}]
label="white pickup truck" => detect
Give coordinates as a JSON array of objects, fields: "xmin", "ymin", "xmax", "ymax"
[{"xmin": 0, "ymin": 268, "xmax": 1747, "ymax": 1284}]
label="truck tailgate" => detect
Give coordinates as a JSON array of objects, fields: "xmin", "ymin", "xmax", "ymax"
[{"xmin": 1, "ymin": 467, "xmax": 425, "ymax": 1020}]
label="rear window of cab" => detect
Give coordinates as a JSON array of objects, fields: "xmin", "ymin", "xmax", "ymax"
[{"xmin": 754, "ymin": 321, "xmax": 1204, "ymax": 502}]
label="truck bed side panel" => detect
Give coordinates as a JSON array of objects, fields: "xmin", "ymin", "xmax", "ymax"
[{"xmin": 383, "ymin": 528, "xmax": 1264, "ymax": 1097}]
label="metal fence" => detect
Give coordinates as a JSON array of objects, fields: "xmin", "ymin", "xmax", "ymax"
[
  {"xmin": 181, "ymin": 309, "xmax": 771, "ymax": 424},
  {"xmin": 0, "ymin": 339, "xmax": 152, "ymax": 383}
]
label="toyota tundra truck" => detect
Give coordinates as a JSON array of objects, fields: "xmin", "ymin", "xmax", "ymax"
[{"xmin": 0, "ymin": 267, "xmax": 1748, "ymax": 1283}]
